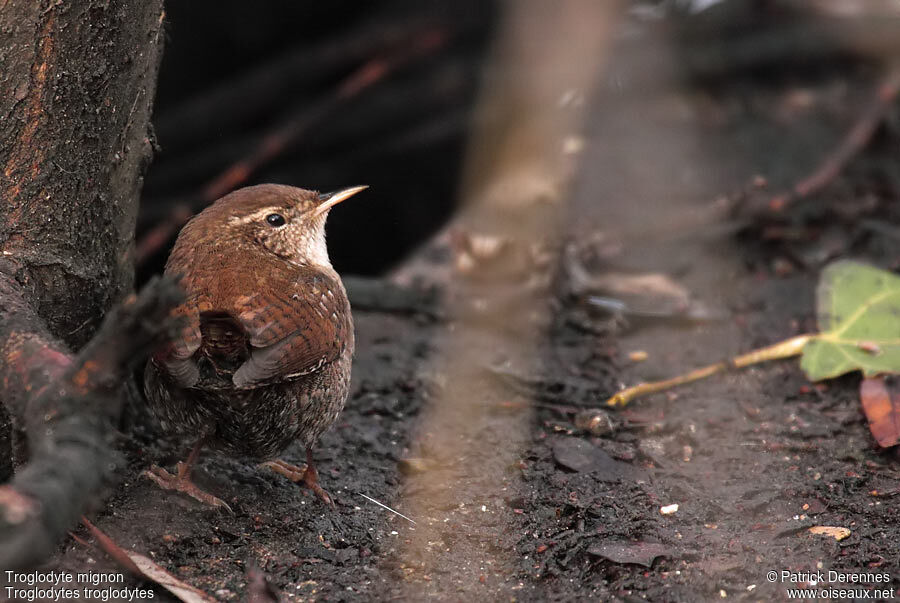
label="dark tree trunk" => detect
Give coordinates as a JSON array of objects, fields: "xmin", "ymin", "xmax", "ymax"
[
  {"xmin": 0, "ymin": 0, "xmax": 167, "ymax": 566},
  {"xmin": 1, "ymin": 0, "xmax": 164, "ymax": 344}
]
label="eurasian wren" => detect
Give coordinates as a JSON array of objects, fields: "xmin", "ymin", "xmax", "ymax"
[{"xmin": 143, "ymin": 183, "xmax": 366, "ymax": 508}]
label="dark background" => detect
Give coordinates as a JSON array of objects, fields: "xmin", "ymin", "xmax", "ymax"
[
  {"xmin": 137, "ymin": 0, "xmax": 499, "ymax": 280},
  {"xmin": 37, "ymin": 2, "xmax": 900, "ymax": 599}
]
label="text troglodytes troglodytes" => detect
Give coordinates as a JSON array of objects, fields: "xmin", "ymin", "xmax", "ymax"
[{"xmin": 143, "ymin": 183, "xmax": 366, "ymax": 509}]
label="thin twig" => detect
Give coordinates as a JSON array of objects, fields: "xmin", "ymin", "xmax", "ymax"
[
  {"xmin": 606, "ymin": 334, "xmax": 813, "ymax": 407},
  {"xmin": 603, "ymin": 66, "xmax": 900, "ymax": 245},
  {"xmin": 753, "ymin": 65, "xmax": 900, "ymax": 215},
  {"xmin": 359, "ymin": 492, "xmax": 417, "ymax": 525},
  {"xmin": 135, "ymin": 27, "xmax": 449, "ymax": 266}
]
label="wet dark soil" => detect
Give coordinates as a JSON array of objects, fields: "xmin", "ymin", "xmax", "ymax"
[{"xmin": 32, "ymin": 27, "xmax": 900, "ymax": 603}]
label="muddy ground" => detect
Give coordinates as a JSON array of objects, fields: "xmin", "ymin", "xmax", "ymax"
[{"xmin": 21, "ymin": 19, "xmax": 900, "ymax": 603}]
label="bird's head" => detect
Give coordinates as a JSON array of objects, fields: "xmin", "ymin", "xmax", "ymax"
[{"xmin": 194, "ymin": 183, "xmax": 367, "ymax": 268}]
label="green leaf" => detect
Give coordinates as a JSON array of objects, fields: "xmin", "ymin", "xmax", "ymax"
[{"xmin": 801, "ymin": 260, "xmax": 900, "ymax": 381}]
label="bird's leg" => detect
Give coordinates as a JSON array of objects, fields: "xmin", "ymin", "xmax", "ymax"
[
  {"xmin": 261, "ymin": 448, "xmax": 334, "ymax": 506},
  {"xmin": 144, "ymin": 438, "xmax": 232, "ymax": 512}
]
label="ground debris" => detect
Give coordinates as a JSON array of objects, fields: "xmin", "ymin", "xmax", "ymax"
[
  {"xmin": 587, "ymin": 541, "xmax": 672, "ymax": 568},
  {"xmin": 551, "ymin": 436, "xmax": 635, "ymax": 481}
]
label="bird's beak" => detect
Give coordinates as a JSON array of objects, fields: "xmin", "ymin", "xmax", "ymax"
[{"xmin": 315, "ymin": 185, "xmax": 368, "ymax": 216}]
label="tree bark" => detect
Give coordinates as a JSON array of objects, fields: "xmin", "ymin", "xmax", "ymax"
[
  {"xmin": 1, "ymin": 0, "xmax": 164, "ymax": 343},
  {"xmin": 0, "ymin": 0, "xmax": 167, "ymax": 566}
]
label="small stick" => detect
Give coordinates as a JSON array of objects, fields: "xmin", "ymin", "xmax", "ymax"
[
  {"xmin": 202, "ymin": 27, "xmax": 446, "ymax": 202},
  {"xmin": 80, "ymin": 517, "xmax": 145, "ymax": 577},
  {"xmin": 604, "ymin": 65, "xmax": 900, "ymax": 245},
  {"xmin": 758, "ymin": 65, "xmax": 900, "ymax": 214},
  {"xmin": 606, "ymin": 334, "xmax": 814, "ymax": 407},
  {"xmin": 359, "ymin": 492, "xmax": 416, "ymax": 525}
]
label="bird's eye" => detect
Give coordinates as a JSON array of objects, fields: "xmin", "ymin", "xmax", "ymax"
[{"xmin": 266, "ymin": 213, "xmax": 286, "ymax": 227}]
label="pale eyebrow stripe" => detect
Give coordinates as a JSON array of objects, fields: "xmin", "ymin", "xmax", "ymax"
[{"xmin": 226, "ymin": 207, "xmax": 285, "ymax": 226}]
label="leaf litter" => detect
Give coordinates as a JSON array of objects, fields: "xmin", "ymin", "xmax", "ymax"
[{"xmin": 606, "ymin": 260, "xmax": 900, "ymax": 448}]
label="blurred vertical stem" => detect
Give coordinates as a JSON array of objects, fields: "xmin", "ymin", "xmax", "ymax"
[{"xmin": 397, "ymin": 0, "xmax": 622, "ymax": 595}]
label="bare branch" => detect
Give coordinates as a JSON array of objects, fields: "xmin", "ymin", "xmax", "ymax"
[{"xmin": 0, "ymin": 268, "xmax": 182, "ymax": 569}]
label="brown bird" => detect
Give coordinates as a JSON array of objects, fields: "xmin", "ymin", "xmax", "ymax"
[{"xmin": 143, "ymin": 183, "xmax": 366, "ymax": 509}]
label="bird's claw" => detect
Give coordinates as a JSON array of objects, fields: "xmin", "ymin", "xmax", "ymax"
[
  {"xmin": 143, "ymin": 464, "xmax": 233, "ymax": 513},
  {"xmin": 262, "ymin": 458, "xmax": 334, "ymax": 507}
]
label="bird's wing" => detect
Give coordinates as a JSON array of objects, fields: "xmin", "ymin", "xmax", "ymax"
[
  {"xmin": 156, "ymin": 293, "xmax": 205, "ymax": 387},
  {"xmin": 231, "ymin": 269, "xmax": 350, "ymax": 388}
]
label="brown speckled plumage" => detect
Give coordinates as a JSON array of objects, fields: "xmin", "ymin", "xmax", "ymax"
[{"xmin": 144, "ymin": 184, "xmax": 357, "ymax": 463}]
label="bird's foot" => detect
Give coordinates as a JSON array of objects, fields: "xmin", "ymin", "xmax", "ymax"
[
  {"xmin": 143, "ymin": 464, "xmax": 232, "ymax": 512},
  {"xmin": 262, "ymin": 458, "xmax": 334, "ymax": 506}
]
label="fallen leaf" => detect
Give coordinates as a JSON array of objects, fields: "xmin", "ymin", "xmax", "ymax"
[
  {"xmin": 551, "ymin": 437, "xmax": 634, "ymax": 481},
  {"xmin": 587, "ymin": 542, "xmax": 671, "ymax": 567},
  {"xmin": 802, "ymin": 261, "xmax": 900, "ymax": 380},
  {"xmin": 81, "ymin": 518, "xmax": 216, "ymax": 603},
  {"xmin": 589, "ymin": 272, "xmax": 691, "ymax": 305},
  {"xmin": 808, "ymin": 526, "xmax": 851, "ymax": 541},
  {"xmin": 860, "ymin": 377, "xmax": 900, "ymax": 447},
  {"xmin": 605, "ymin": 261, "xmax": 900, "ymax": 410},
  {"xmin": 128, "ymin": 554, "xmax": 218, "ymax": 603}
]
